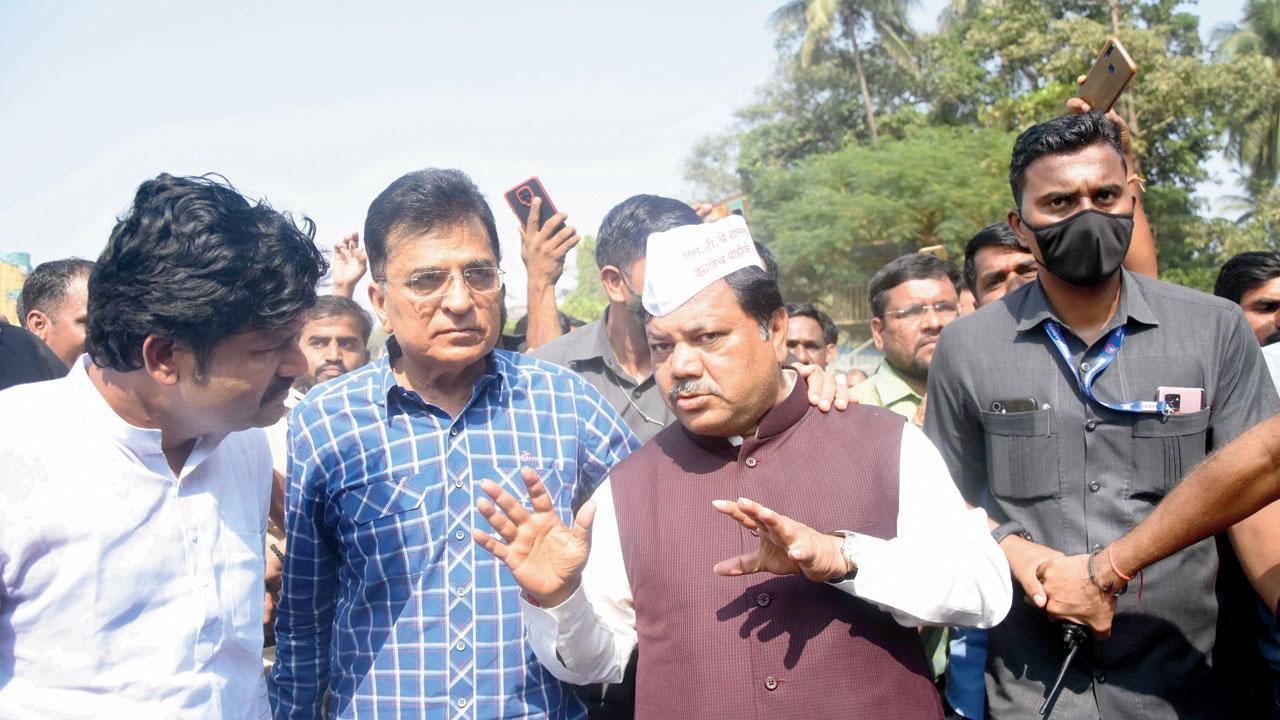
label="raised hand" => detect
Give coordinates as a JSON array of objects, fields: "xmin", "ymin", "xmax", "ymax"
[
  {"xmin": 711, "ymin": 497, "xmax": 850, "ymax": 583},
  {"xmin": 330, "ymin": 231, "xmax": 368, "ymax": 298},
  {"xmin": 473, "ymin": 467, "xmax": 595, "ymax": 607},
  {"xmin": 519, "ymin": 197, "xmax": 580, "ymax": 289}
]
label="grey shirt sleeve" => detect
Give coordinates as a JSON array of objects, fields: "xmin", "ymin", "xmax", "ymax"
[
  {"xmin": 924, "ymin": 327, "xmax": 989, "ymax": 507},
  {"xmin": 1208, "ymin": 307, "xmax": 1280, "ymax": 450}
]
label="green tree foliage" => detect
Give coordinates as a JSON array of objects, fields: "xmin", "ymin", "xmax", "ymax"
[
  {"xmin": 751, "ymin": 125, "xmax": 1014, "ymax": 301},
  {"xmin": 683, "ymin": 0, "xmax": 1280, "ymax": 293},
  {"xmin": 559, "ymin": 236, "xmax": 608, "ymax": 324},
  {"xmin": 1213, "ymin": 0, "xmax": 1280, "ymax": 203}
]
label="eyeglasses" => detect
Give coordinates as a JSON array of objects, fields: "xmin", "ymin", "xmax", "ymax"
[
  {"xmin": 393, "ymin": 266, "xmax": 505, "ymax": 299},
  {"xmin": 882, "ymin": 301, "xmax": 959, "ymax": 323}
]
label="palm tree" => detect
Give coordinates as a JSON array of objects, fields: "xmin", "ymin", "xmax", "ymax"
[
  {"xmin": 770, "ymin": 0, "xmax": 917, "ymax": 142},
  {"xmin": 1214, "ymin": 0, "xmax": 1280, "ymax": 202}
]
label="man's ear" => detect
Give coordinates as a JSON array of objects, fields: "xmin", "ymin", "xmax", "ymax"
[
  {"xmin": 825, "ymin": 343, "xmax": 839, "ymax": 367},
  {"xmin": 368, "ymin": 282, "xmax": 393, "ymax": 334},
  {"xmin": 599, "ymin": 266, "xmax": 628, "ymax": 304},
  {"xmin": 24, "ymin": 309, "xmax": 49, "ymax": 339},
  {"xmin": 870, "ymin": 317, "xmax": 886, "ymax": 352},
  {"xmin": 769, "ymin": 307, "xmax": 789, "ymax": 362},
  {"xmin": 141, "ymin": 335, "xmax": 182, "ymax": 386},
  {"xmin": 1006, "ymin": 209, "xmax": 1036, "ymax": 254}
]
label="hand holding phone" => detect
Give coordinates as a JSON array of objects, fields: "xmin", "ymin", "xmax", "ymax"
[
  {"xmin": 505, "ymin": 177, "xmax": 579, "ymax": 288},
  {"xmin": 1074, "ymin": 38, "xmax": 1137, "ymax": 113}
]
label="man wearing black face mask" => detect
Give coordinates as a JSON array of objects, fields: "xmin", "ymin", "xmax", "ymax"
[{"xmin": 924, "ymin": 112, "xmax": 1280, "ymax": 719}]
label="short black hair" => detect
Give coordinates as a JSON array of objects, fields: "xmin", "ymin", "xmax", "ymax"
[
  {"xmin": 868, "ymin": 253, "xmax": 962, "ymax": 318},
  {"xmin": 364, "ymin": 168, "xmax": 500, "ymax": 282},
  {"xmin": 596, "ymin": 195, "xmax": 702, "ymax": 271},
  {"xmin": 306, "ymin": 295, "xmax": 374, "ymax": 344},
  {"xmin": 1009, "ymin": 112, "xmax": 1127, "ymax": 208},
  {"xmin": 1214, "ymin": 251, "xmax": 1280, "ymax": 304},
  {"xmin": 785, "ymin": 302, "xmax": 838, "ymax": 345},
  {"xmin": 962, "ymin": 222, "xmax": 1025, "ymax": 293},
  {"xmin": 88, "ymin": 173, "xmax": 327, "ymax": 376},
  {"xmin": 19, "ymin": 257, "xmax": 94, "ymax": 323}
]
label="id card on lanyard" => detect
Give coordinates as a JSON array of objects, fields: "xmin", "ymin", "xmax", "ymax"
[{"xmin": 1043, "ymin": 320, "xmax": 1170, "ymax": 416}]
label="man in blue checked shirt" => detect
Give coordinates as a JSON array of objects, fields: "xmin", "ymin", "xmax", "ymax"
[{"xmin": 270, "ymin": 168, "xmax": 640, "ymax": 720}]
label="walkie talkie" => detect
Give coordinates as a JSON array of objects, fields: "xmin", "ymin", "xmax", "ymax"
[{"xmin": 1040, "ymin": 622, "xmax": 1088, "ymax": 719}]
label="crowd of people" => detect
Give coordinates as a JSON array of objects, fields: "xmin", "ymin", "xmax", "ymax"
[{"xmin": 2, "ymin": 106, "xmax": 1280, "ymax": 720}]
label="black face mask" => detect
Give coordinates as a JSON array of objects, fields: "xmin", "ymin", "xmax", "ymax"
[{"xmin": 1021, "ymin": 208, "xmax": 1134, "ymax": 288}]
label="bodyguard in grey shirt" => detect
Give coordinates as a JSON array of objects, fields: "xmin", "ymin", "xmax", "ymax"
[{"xmin": 926, "ymin": 112, "xmax": 1280, "ymax": 719}]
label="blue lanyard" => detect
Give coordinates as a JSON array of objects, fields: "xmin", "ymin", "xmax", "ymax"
[{"xmin": 1043, "ymin": 320, "xmax": 1169, "ymax": 415}]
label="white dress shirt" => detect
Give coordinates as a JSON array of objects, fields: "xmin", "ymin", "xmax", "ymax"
[
  {"xmin": 522, "ymin": 423, "xmax": 1012, "ymax": 685},
  {"xmin": 0, "ymin": 358, "xmax": 271, "ymax": 719}
]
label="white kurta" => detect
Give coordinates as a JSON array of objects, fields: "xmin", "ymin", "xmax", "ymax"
[{"xmin": 0, "ymin": 357, "xmax": 272, "ymax": 719}]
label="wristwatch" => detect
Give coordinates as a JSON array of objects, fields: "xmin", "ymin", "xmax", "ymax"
[
  {"xmin": 991, "ymin": 520, "xmax": 1032, "ymax": 545},
  {"xmin": 827, "ymin": 531, "xmax": 859, "ymax": 584}
]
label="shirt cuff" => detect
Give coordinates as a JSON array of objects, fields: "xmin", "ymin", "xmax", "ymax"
[{"xmin": 829, "ymin": 532, "xmax": 887, "ymax": 599}]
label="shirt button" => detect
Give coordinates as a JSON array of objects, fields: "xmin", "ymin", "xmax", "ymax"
[
  {"xmin": 1085, "ymin": 419, "xmax": 1098, "ymax": 432},
  {"xmin": 1092, "ymin": 543, "xmax": 1103, "ymax": 552},
  {"xmin": 450, "ymin": 427, "xmax": 459, "ymax": 437},
  {"xmin": 455, "ymin": 640, "xmax": 466, "ymax": 651},
  {"xmin": 745, "ymin": 457, "xmax": 758, "ymax": 468},
  {"xmin": 455, "ymin": 586, "xmax": 466, "ymax": 597},
  {"xmin": 454, "ymin": 478, "xmax": 464, "ymax": 488},
  {"xmin": 764, "ymin": 676, "xmax": 778, "ymax": 691},
  {"xmin": 456, "ymin": 697, "xmax": 468, "ymax": 708},
  {"xmin": 632, "ymin": 389, "xmax": 643, "ymax": 399},
  {"xmin": 1095, "ymin": 672, "xmax": 1107, "ymax": 684},
  {"xmin": 455, "ymin": 530, "xmax": 466, "ymax": 541},
  {"xmin": 756, "ymin": 593, "xmax": 771, "ymax": 607},
  {"xmin": 1089, "ymin": 481, "xmax": 1101, "ymax": 493},
  {"xmin": 1081, "ymin": 361, "xmax": 1090, "ymax": 372}
]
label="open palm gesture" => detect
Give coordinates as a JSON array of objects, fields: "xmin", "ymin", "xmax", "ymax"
[
  {"xmin": 473, "ymin": 467, "xmax": 595, "ymax": 607},
  {"xmin": 711, "ymin": 497, "xmax": 850, "ymax": 583}
]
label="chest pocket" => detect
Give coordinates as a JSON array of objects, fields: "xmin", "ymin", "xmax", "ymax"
[
  {"xmin": 1128, "ymin": 409, "xmax": 1211, "ymax": 501},
  {"xmin": 982, "ymin": 408, "xmax": 1060, "ymax": 501},
  {"xmin": 340, "ymin": 477, "xmax": 434, "ymax": 582}
]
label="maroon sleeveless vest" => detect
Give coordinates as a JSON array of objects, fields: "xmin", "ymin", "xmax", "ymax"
[{"xmin": 610, "ymin": 381, "xmax": 942, "ymax": 720}]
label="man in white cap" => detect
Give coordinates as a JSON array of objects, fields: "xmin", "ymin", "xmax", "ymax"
[{"xmin": 472, "ymin": 216, "xmax": 1011, "ymax": 719}]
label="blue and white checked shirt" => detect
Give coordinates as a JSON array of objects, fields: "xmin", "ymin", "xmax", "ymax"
[{"xmin": 270, "ymin": 342, "xmax": 639, "ymax": 719}]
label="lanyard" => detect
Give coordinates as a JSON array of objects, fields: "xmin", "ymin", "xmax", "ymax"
[{"xmin": 1043, "ymin": 320, "xmax": 1168, "ymax": 415}]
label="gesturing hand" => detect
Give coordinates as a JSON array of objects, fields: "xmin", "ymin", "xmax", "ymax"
[
  {"xmin": 792, "ymin": 363, "xmax": 852, "ymax": 412},
  {"xmin": 330, "ymin": 232, "xmax": 368, "ymax": 298},
  {"xmin": 711, "ymin": 497, "xmax": 850, "ymax": 583},
  {"xmin": 472, "ymin": 467, "xmax": 595, "ymax": 608},
  {"xmin": 519, "ymin": 197, "xmax": 580, "ymax": 289}
]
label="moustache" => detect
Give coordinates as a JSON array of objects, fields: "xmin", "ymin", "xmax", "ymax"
[
  {"xmin": 260, "ymin": 376, "xmax": 294, "ymax": 407},
  {"xmin": 667, "ymin": 379, "xmax": 724, "ymax": 403},
  {"xmin": 317, "ymin": 361, "xmax": 348, "ymax": 375}
]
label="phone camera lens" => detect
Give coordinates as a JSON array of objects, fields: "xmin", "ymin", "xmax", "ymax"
[
  {"xmin": 991, "ymin": 402, "xmax": 1004, "ymax": 413},
  {"xmin": 1108, "ymin": 64, "xmax": 1115, "ymax": 74}
]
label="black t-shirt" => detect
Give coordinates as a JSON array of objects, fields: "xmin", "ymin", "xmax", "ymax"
[{"xmin": 0, "ymin": 323, "xmax": 68, "ymax": 391}]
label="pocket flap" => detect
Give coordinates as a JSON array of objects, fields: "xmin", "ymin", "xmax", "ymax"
[
  {"xmin": 341, "ymin": 478, "xmax": 427, "ymax": 524},
  {"xmin": 1132, "ymin": 409, "xmax": 1210, "ymax": 438},
  {"xmin": 981, "ymin": 408, "xmax": 1053, "ymax": 437}
]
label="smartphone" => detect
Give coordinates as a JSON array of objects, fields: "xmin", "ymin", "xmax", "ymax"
[
  {"xmin": 918, "ymin": 245, "xmax": 949, "ymax": 262},
  {"xmin": 1075, "ymin": 38, "xmax": 1137, "ymax": 112},
  {"xmin": 1156, "ymin": 386, "xmax": 1205, "ymax": 414},
  {"xmin": 990, "ymin": 397, "xmax": 1038, "ymax": 414},
  {"xmin": 504, "ymin": 177, "xmax": 562, "ymax": 233}
]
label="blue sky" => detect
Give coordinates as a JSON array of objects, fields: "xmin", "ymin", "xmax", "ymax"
[{"xmin": 0, "ymin": 0, "xmax": 1249, "ymax": 305}]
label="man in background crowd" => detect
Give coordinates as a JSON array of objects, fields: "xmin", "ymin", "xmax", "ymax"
[
  {"xmin": 852, "ymin": 253, "xmax": 960, "ymax": 426},
  {"xmin": 0, "ymin": 173, "xmax": 325, "ymax": 718},
  {"xmin": 963, "ymin": 223, "xmax": 1039, "ymax": 309},
  {"xmin": 19, "ymin": 257, "xmax": 93, "ymax": 369},
  {"xmin": 1216, "ymin": 251, "xmax": 1280, "ymax": 347},
  {"xmin": 784, "ymin": 301, "xmax": 839, "ymax": 369}
]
